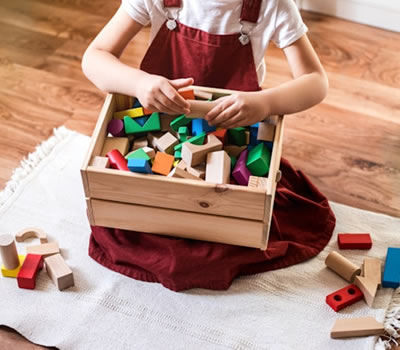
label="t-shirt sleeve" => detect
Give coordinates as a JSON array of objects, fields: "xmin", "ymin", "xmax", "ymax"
[
  {"xmin": 271, "ymin": 0, "xmax": 308, "ymax": 48},
  {"xmin": 121, "ymin": 0, "xmax": 151, "ymax": 26}
]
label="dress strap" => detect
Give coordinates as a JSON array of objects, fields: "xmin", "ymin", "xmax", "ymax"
[{"xmin": 240, "ymin": 0, "xmax": 262, "ymax": 23}]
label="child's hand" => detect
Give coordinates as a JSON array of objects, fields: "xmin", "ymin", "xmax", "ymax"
[
  {"xmin": 205, "ymin": 92, "xmax": 270, "ymax": 129},
  {"xmin": 136, "ymin": 74, "xmax": 194, "ymax": 115}
]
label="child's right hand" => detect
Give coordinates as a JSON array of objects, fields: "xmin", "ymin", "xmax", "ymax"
[{"xmin": 136, "ymin": 74, "xmax": 193, "ymax": 115}]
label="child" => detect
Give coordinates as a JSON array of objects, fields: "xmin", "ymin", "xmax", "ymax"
[{"xmin": 83, "ymin": 0, "xmax": 335, "ymax": 292}]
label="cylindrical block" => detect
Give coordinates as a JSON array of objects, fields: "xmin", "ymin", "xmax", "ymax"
[
  {"xmin": 325, "ymin": 251, "xmax": 361, "ymax": 282},
  {"xmin": 0, "ymin": 234, "xmax": 19, "ymax": 269},
  {"xmin": 107, "ymin": 119, "xmax": 125, "ymax": 137},
  {"xmin": 106, "ymin": 149, "xmax": 129, "ymax": 171}
]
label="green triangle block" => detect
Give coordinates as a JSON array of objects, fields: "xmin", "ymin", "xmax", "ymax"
[
  {"xmin": 246, "ymin": 142, "xmax": 271, "ymax": 176},
  {"xmin": 125, "ymin": 148, "xmax": 150, "ymax": 161},
  {"xmin": 174, "ymin": 132, "xmax": 206, "ymax": 152},
  {"xmin": 228, "ymin": 127, "xmax": 246, "ymax": 146},
  {"xmin": 124, "ymin": 112, "xmax": 161, "ymax": 134},
  {"xmin": 170, "ymin": 115, "xmax": 191, "ymax": 132}
]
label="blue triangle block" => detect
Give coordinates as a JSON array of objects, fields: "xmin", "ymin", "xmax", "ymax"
[
  {"xmin": 133, "ymin": 98, "xmax": 142, "ymax": 108},
  {"xmin": 135, "ymin": 116, "xmax": 150, "ymax": 126}
]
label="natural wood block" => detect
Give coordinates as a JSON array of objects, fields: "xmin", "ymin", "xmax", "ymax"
[
  {"xmin": 17, "ymin": 254, "xmax": 43, "ymax": 290},
  {"xmin": 330, "ymin": 317, "xmax": 384, "ymax": 339},
  {"xmin": 257, "ymin": 121, "xmax": 275, "ymax": 142},
  {"xmin": 147, "ymin": 132, "xmax": 163, "ymax": 149},
  {"xmin": 354, "ymin": 275, "xmax": 377, "ymax": 307},
  {"xmin": 223, "ymin": 145, "xmax": 247, "ymax": 157},
  {"xmin": 90, "ymin": 156, "xmax": 110, "ymax": 169},
  {"xmin": 142, "ymin": 146, "xmax": 156, "ymax": 159},
  {"xmin": 101, "ymin": 137, "xmax": 129, "ymax": 157},
  {"xmin": 1, "ymin": 255, "xmax": 25, "ymax": 278},
  {"xmin": 156, "ymin": 132, "xmax": 179, "ymax": 155},
  {"xmin": 363, "ymin": 258, "xmax": 382, "ymax": 287},
  {"xmin": 160, "ymin": 114, "xmax": 176, "ymax": 133},
  {"xmin": 181, "ymin": 134, "xmax": 223, "ymax": 167},
  {"xmin": 186, "ymin": 163, "xmax": 205, "ymax": 179},
  {"xmin": 175, "ymin": 160, "xmax": 187, "ymax": 170},
  {"xmin": 26, "ymin": 242, "xmax": 59, "ymax": 258},
  {"xmin": 325, "ymin": 251, "xmax": 361, "ymax": 282},
  {"xmin": 151, "ymin": 152, "xmax": 175, "ymax": 176},
  {"xmin": 206, "ymin": 151, "xmax": 230, "ymax": 184},
  {"xmin": 45, "ymin": 253, "xmax": 74, "ymax": 291},
  {"xmin": 248, "ymin": 176, "xmax": 268, "ymax": 189},
  {"xmin": 193, "ymin": 89, "xmax": 213, "ymax": 100},
  {"xmin": 0, "ymin": 234, "xmax": 20, "ymax": 270},
  {"xmin": 168, "ymin": 167, "xmax": 203, "ymax": 181},
  {"xmin": 131, "ymin": 136, "xmax": 148, "ymax": 151},
  {"xmin": 186, "ymin": 100, "xmax": 218, "ymax": 119}
]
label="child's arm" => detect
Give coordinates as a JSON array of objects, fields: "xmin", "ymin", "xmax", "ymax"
[
  {"xmin": 82, "ymin": 6, "xmax": 192, "ymax": 115},
  {"xmin": 205, "ymin": 34, "xmax": 329, "ymax": 129}
]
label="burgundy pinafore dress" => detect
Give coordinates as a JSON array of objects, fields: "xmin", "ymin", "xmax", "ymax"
[{"xmin": 89, "ymin": 0, "xmax": 336, "ymax": 291}]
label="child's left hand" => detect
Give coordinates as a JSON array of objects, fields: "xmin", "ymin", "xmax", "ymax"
[{"xmin": 205, "ymin": 92, "xmax": 269, "ymax": 129}]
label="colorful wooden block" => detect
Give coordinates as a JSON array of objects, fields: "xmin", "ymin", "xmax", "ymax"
[
  {"xmin": 325, "ymin": 251, "xmax": 361, "ymax": 282},
  {"xmin": 113, "ymin": 107, "xmax": 144, "ymax": 120},
  {"xmin": 125, "ymin": 148, "xmax": 151, "ymax": 161},
  {"xmin": 181, "ymin": 134, "xmax": 223, "ymax": 167},
  {"xmin": 128, "ymin": 158, "xmax": 153, "ymax": 174},
  {"xmin": 257, "ymin": 121, "xmax": 275, "ymax": 142},
  {"xmin": 193, "ymin": 89, "xmax": 213, "ymax": 100},
  {"xmin": 106, "ymin": 149, "xmax": 129, "ymax": 171},
  {"xmin": 223, "ymin": 145, "xmax": 247, "ymax": 158},
  {"xmin": 179, "ymin": 88, "xmax": 195, "ymax": 100},
  {"xmin": 170, "ymin": 115, "xmax": 191, "ymax": 132},
  {"xmin": 326, "ymin": 284, "xmax": 363, "ymax": 312},
  {"xmin": 248, "ymin": 176, "xmax": 268, "ymax": 189},
  {"xmin": 230, "ymin": 156, "xmax": 237, "ymax": 170},
  {"xmin": 363, "ymin": 258, "xmax": 382, "ymax": 287},
  {"xmin": 124, "ymin": 113, "xmax": 161, "ymax": 134},
  {"xmin": 232, "ymin": 149, "xmax": 252, "ymax": 186},
  {"xmin": 250, "ymin": 123, "xmax": 260, "ymax": 146},
  {"xmin": 142, "ymin": 146, "xmax": 156, "ymax": 159},
  {"xmin": 133, "ymin": 98, "xmax": 142, "ymax": 108},
  {"xmin": 382, "ymin": 247, "xmax": 400, "ymax": 288},
  {"xmin": 178, "ymin": 126, "xmax": 189, "ymax": 142},
  {"xmin": 0, "ymin": 234, "xmax": 20, "ymax": 270},
  {"xmin": 354, "ymin": 275, "xmax": 377, "ymax": 307},
  {"xmin": 131, "ymin": 136, "xmax": 148, "ymax": 151},
  {"xmin": 186, "ymin": 163, "xmax": 205, "ymax": 179},
  {"xmin": 205, "ymin": 151, "xmax": 230, "ymax": 184},
  {"xmin": 246, "ymin": 142, "xmax": 271, "ymax": 176},
  {"xmin": 1, "ymin": 255, "xmax": 26, "ymax": 278},
  {"xmin": 174, "ymin": 150, "xmax": 181, "ymax": 159},
  {"xmin": 192, "ymin": 119, "xmax": 216, "ymax": 136},
  {"xmin": 17, "ymin": 254, "xmax": 43, "ymax": 289},
  {"xmin": 168, "ymin": 167, "xmax": 203, "ymax": 180},
  {"xmin": 26, "ymin": 242, "xmax": 60, "ymax": 258},
  {"xmin": 174, "ymin": 132, "xmax": 206, "ymax": 152},
  {"xmin": 101, "ymin": 137, "xmax": 129, "ymax": 157},
  {"xmin": 209, "ymin": 129, "xmax": 228, "ymax": 144},
  {"xmin": 228, "ymin": 127, "xmax": 246, "ymax": 146},
  {"xmin": 45, "ymin": 253, "xmax": 74, "ymax": 291},
  {"xmin": 107, "ymin": 119, "xmax": 125, "ymax": 137},
  {"xmin": 151, "ymin": 152, "xmax": 175, "ymax": 176},
  {"xmin": 134, "ymin": 116, "xmax": 150, "ymax": 127},
  {"xmin": 91, "ymin": 156, "xmax": 110, "ymax": 169},
  {"xmin": 338, "ymin": 233, "xmax": 372, "ymax": 249},
  {"xmin": 330, "ymin": 317, "xmax": 384, "ymax": 339},
  {"xmin": 156, "ymin": 132, "xmax": 179, "ymax": 155}
]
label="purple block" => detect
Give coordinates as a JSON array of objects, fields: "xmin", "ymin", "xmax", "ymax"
[
  {"xmin": 107, "ymin": 119, "xmax": 125, "ymax": 137},
  {"xmin": 232, "ymin": 149, "xmax": 251, "ymax": 186}
]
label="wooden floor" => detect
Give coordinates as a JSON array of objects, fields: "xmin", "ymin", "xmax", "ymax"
[{"xmin": 0, "ymin": 1, "xmax": 399, "ymax": 348}]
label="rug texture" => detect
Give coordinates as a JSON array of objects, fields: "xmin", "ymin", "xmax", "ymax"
[{"xmin": 0, "ymin": 127, "xmax": 399, "ymax": 350}]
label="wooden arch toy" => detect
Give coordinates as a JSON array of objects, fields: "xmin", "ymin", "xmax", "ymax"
[{"xmin": 15, "ymin": 228, "xmax": 48, "ymax": 244}]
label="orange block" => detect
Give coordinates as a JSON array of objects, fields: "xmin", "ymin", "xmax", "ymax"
[
  {"xmin": 179, "ymin": 88, "xmax": 195, "ymax": 100},
  {"xmin": 210, "ymin": 129, "xmax": 228, "ymax": 144},
  {"xmin": 143, "ymin": 107, "xmax": 153, "ymax": 115},
  {"xmin": 152, "ymin": 152, "xmax": 175, "ymax": 176}
]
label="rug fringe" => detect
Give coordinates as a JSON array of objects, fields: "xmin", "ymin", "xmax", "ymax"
[{"xmin": 0, "ymin": 126, "xmax": 76, "ymax": 208}]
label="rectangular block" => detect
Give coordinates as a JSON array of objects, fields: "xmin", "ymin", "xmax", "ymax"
[
  {"xmin": 331, "ymin": 317, "xmax": 384, "ymax": 339},
  {"xmin": 90, "ymin": 156, "xmax": 110, "ymax": 168},
  {"xmin": 326, "ymin": 284, "xmax": 363, "ymax": 312},
  {"xmin": 205, "ymin": 151, "xmax": 230, "ymax": 184},
  {"xmin": 363, "ymin": 258, "xmax": 382, "ymax": 287},
  {"xmin": 338, "ymin": 233, "xmax": 372, "ymax": 249},
  {"xmin": 113, "ymin": 107, "xmax": 144, "ymax": 119},
  {"xmin": 17, "ymin": 254, "xmax": 43, "ymax": 289},
  {"xmin": 45, "ymin": 254, "xmax": 74, "ymax": 291},
  {"xmin": 100, "ymin": 137, "xmax": 130, "ymax": 157},
  {"xmin": 382, "ymin": 247, "xmax": 400, "ymax": 288},
  {"xmin": 26, "ymin": 242, "xmax": 59, "ymax": 258}
]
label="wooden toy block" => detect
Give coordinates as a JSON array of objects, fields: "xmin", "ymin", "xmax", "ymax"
[
  {"xmin": 45, "ymin": 253, "xmax": 74, "ymax": 291},
  {"xmin": 228, "ymin": 127, "xmax": 246, "ymax": 146},
  {"xmin": 142, "ymin": 146, "xmax": 156, "ymax": 159},
  {"xmin": 232, "ymin": 149, "xmax": 252, "ymax": 186},
  {"xmin": 326, "ymin": 284, "xmax": 363, "ymax": 312},
  {"xmin": 192, "ymin": 118, "xmax": 216, "ymax": 136},
  {"xmin": 354, "ymin": 275, "xmax": 377, "ymax": 307},
  {"xmin": 168, "ymin": 167, "xmax": 203, "ymax": 180},
  {"xmin": 15, "ymin": 228, "xmax": 48, "ymax": 244},
  {"xmin": 128, "ymin": 158, "xmax": 153, "ymax": 174},
  {"xmin": 175, "ymin": 160, "xmax": 187, "ymax": 170},
  {"xmin": 363, "ymin": 258, "xmax": 382, "ymax": 287},
  {"xmin": 134, "ymin": 116, "xmax": 150, "ymax": 127},
  {"xmin": 186, "ymin": 163, "xmax": 205, "ymax": 179},
  {"xmin": 156, "ymin": 132, "xmax": 179, "ymax": 155},
  {"xmin": 246, "ymin": 142, "xmax": 271, "ymax": 176},
  {"xmin": 151, "ymin": 152, "xmax": 175, "ymax": 176},
  {"xmin": 178, "ymin": 88, "xmax": 195, "ymax": 100},
  {"xmin": 170, "ymin": 115, "xmax": 191, "ymax": 132},
  {"xmin": 245, "ymin": 130, "xmax": 250, "ymax": 145},
  {"xmin": 147, "ymin": 132, "xmax": 163, "ymax": 149},
  {"xmin": 330, "ymin": 317, "xmax": 384, "ymax": 338},
  {"xmin": 1, "ymin": 255, "xmax": 25, "ymax": 278},
  {"xmin": 223, "ymin": 145, "xmax": 247, "ymax": 157},
  {"xmin": 101, "ymin": 137, "xmax": 129, "ymax": 157},
  {"xmin": 248, "ymin": 176, "xmax": 268, "ymax": 189},
  {"xmin": 113, "ymin": 107, "xmax": 144, "ymax": 120},
  {"xmin": 131, "ymin": 136, "xmax": 148, "ymax": 151},
  {"xmin": 205, "ymin": 151, "xmax": 231, "ymax": 184},
  {"xmin": 125, "ymin": 148, "xmax": 151, "ymax": 161},
  {"xmin": 210, "ymin": 129, "xmax": 228, "ymax": 144},
  {"xmin": 174, "ymin": 132, "xmax": 206, "ymax": 152},
  {"xmin": 160, "ymin": 114, "xmax": 176, "ymax": 133},
  {"xmin": 257, "ymin": 121, "xmax": 275, "ymax": 142},
  {"xmin": 0, "ymin": 234, "xmax": 20, "ymax": 270},
  {"xmin": 178, "ymin": 126, "xmax": 189, "ymax": 142},
  {"xmin": 124, "ymin": 113, "xmax": 161, "ymax": 134},
  {"xmin": 249, "ymin": 123, "xmax": 260, "ymax": 146},
  {"xmin": 133, "ymin": 98, "xmax": 142, "ymax": 108},
  {"xmin": 106, "ymin": 149, "xmax": 129, "ymax": 171},
  {"xmin": 26, "ymin": 242, "xmax": 60, "ymax": 258},
  {"xmin": 338, "ymin": 233, "xmax": 372, "ymax": 249},
  {"xmin": 107, "ymin": 119, "xmax": 125, "ymax": 137},
  {"xmin": 382, "ymin": 247, "xmax": 400, "ymax": 288},
  {"xmin": 193, "ymin": 89, "xmax": 213, "ymax": 100},
  {"xmin": 17, "ymin": 254, "xmax": 43, "ymax": 289},
  {"xmin": 91, "ymin": 156, "xmax": 110, "ymax": 169},
  {"xmin": 186, "ymin": 100, "xmax": 219, "ymax": 118},
  {"xmin": 325, "ymin": 251, "xmax": 361, "ymax": 282},
  {"xmin": 181, "ymin": 134, "xmax": 223, "ymax": 167},
  {"xmin": 174, "ymin": 150, "xmax": 181, "ymax": 159}
]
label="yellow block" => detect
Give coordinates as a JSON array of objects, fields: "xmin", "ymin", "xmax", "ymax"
[
  {"xmin": 113, "ymin": 107, "xmax": 144, "ymax": 120},
  {"xmin": 173, "ymin": 160, "xmax": 180, "ymax": 167},
  {"xmin": 1, "ymin": 255, "xmax": 26, "ymax": 278}
]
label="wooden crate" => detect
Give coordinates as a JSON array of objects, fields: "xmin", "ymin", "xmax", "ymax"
[{"xmin": 81, "ymin": 86, "xmax": 284, "ymax": 250}]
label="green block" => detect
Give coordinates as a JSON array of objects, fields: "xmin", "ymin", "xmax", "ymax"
[
  {"xmin": 178, "ymin": 126, "xmax": 188, "ymax": 142},
  {"xmin": 174, "ymin": 132, "xmax": 206, "ymax": 152},
  {"xmin": 125, "ymin": 148, "xmax": 150, "ymax": 161},
  {"xmin": 228, "ymin": 127, "xmax": 246, "ymax": 146},
  {"xmin": 246, "ymin": 142, "xmax": 271, "ymax": 176},
  {"xmin": 230, "ymin": 155, "xmax": 237, "ymax": 171},
  {"xmin": 174, "ymin": 150, "xmax": 181, "ymax": 159},
  {"xmin": 170, "ymin": 115, "xmax": 191, "ymax": 132},
  {"xmin": 124, "ymin": 112, "xmax": 161, "ymax": 134}
]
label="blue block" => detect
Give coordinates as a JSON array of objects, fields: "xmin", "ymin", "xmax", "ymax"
[
  {"xmin": 382, "ymin": 247, "xmax": 400, "ymax": 288},
  {"xmin": 135, "ymin": 116, "xmax": 150, "ymax": 126},
  {"xmin": 127, "ymin": 158, "xmax": 153, "ymax": 174},
  {"xmin": 265, "ymin": 141, "xmax": 274, "ymax": 151},
  {"xmin": 192, "ymin": 119, "xmax": 216, "ymax": 136},
  {"xmin": 133, "ymin": 98, "xmax": 142, "ymax": 108}
]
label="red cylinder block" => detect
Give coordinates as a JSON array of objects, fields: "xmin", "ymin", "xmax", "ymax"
[{"xmin": 106, "ymin": 149, "xmax": 129, "ymax": 171}]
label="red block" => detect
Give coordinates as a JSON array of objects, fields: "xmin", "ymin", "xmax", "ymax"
[
  {"xmin": 106, "ymin": 149, "xmax": 129, "ymax": 171},
  {"xmin": 179, "ymin": 89, "xmax": 195, "ymax": 100},
  {"xmin": 326, "ymin": 284, "xmax": 363, "ymax": 312},
  {"xmin": 338, "ymin": 233, "xmax": 372, "ymax": 249},
  {"xmin": 17, "ymin": 254, "xmax": 43, "ymax": 290},
  {"xmin": 210, "ymin": 129, "xmax": 228, "ymax": 144}
]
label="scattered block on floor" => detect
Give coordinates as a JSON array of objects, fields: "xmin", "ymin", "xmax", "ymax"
[
  {"xmin": 128, "ymin": 158, "xmax": 153, "ymax": 174},
  {"xmin": 170, "ymin": 115, "xmax": 191, "ymax": 132},
  {"xmin": 178, "ymin": 88, "xmax": 195, "ymax": 100},
  {"xmin": 168, "ymin": 167, "xmax": 203, "ymax": 180},
  {"xmin": 193, "ymin": 89, "xmax": 213, "ymax": 100},
  {"xmin": 26, "ymin": 242, "xmax": 59, "ymax": 258},
  {"xmin": 90, "ymin": 156, "xmax": 110, "ymax": 169},
  {"xmin": 0, "ymin": 234, "xmax": 20, "ymax": 270},
  {"xmin": 338, "ymin": 233, "xmax": 372, "ymax": 249},
  {"xmin": 156, "ymin": 132, "xmax": 179, "ymax": 154},
  {"xmin": 205, "ymin": 151, "xmax": 231, "ymax": 184},
  {"xmin": 125, "ymin": 148, "xmax": 151, "ymax": 161},
  {"xmin": 100, "ymin": 137, "xmax": 129, "ymax": 157},
  {"xmin": 325, "ymin": 251, "xmax": 361, "ymax": 282},
  {"xmin": 257, "ymin": 121, "xmax": 275, "ymax": 142},
  {"xmin": 363, "ymin": 258, "xmax": 382, "ymax": 287},
  {"xmin": 15, "ymin": 228, "xmax": 48, "ymax": 244},
  {"xmin": 228, "ymin": 127, "xmax": 246, "ymax": 146},
  {"xmin": 45, "ymin": 253, "xmax": 74, "ymax": 291},
  {"xmin": 107, "ymin": 119, "xmax": 125, "ymax": 137},
  {"xmin": 1, "ymin": 255, "xmax": 26, "ymax": 278},
  {"xmin": 17, "ymin": 254, "xmax": 43, "ymax": 289},
  {"xmin": 192, "ymin": 118, "xmax": 216, "ymax": 136},
  {"xmin": 106, "ymin": 149, "xmax": 129, "ymax": 171},
  {"xmin": 131, "ymin": 136, "xmax": 149, "ymax": 151},
  {"xmin": 248, "ymin": 176, "xmax": 268, "ymax": 189},
  {"xmin": 354, "ymin": 275, "xmax": 377, "ymax": 307},
  {"xmin": 382, "ymin": 247, "xmax": 400, "ymax": 288},
  {"xmin": 330, "ymin": 317, "xmax": 384, "ymax": 339},
  {"xmin": 186, "ymin": 163, "xmax": 205, "ymax": 179},
  {"xmin": 151, "ymin": 152, "xmax": 175, "ymax": 176},
  {"xmin": 325, "ymin": 284, "xmax": 363, "ymax": 312},
  {"xmin": 223, "ymin": 145, "xmax": 247, "ymax": 157},
  {"xmin": 232, "ymin": 149, "xmax": 251, "ymax": 186},
  {"xmin": 124, "ymin": 113, "xmax": 161, "ymax": 134},
  {"xmin": 246, "ymin": 142, "xmax": 271, "ymax": 176},
  {"xmin": 113, "ymin": 107, "xmax": 144, "ymax": 120},
  {"xmin": 181, "ymin": 134, "xmax": 223, "ymax": 167}
]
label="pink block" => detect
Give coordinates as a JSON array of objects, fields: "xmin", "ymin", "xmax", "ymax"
[{"xmin": 232, "ymin": 149, "xmax": 251, "ymax": 186}]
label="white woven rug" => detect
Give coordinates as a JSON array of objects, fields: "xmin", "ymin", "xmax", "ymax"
[{"xmin": 0, "ymin": 127, "xmax": 399, "ymax": 350}]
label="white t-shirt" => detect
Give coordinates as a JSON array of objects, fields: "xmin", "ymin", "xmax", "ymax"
[{"xmin": 121, "ymin": 0, "xmax": 307, "ymax": 84}]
